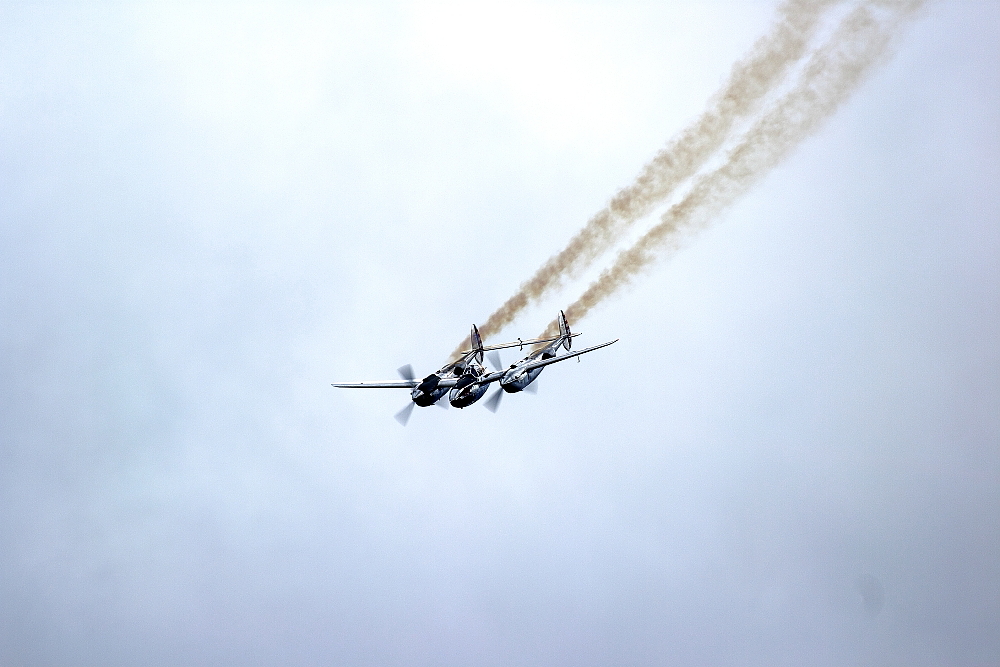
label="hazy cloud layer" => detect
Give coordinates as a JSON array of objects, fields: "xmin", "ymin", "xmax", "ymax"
[{"xmin": 1, "ymin": 2, "xmax": 998, "ymax": 666}]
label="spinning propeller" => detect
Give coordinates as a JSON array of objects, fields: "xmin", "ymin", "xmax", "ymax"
[
  {"xmin": 394, "ymin": 364, "xmax": 416, "ymax": 426},
  {"xmin": 486, "ymin": 350, "xmax": 504, "ymax": 372},
  {"xmin": 484, "ymin": 387, "xmax": 504, "ymax": 413},
  {"xmin": 397, "ymin": 364, "xmax": 415, "ymax": 382},
  {"xmin": 393, "ymin": 364, "xmax": 448, "ymax": 425},
  {"xmin": 484, "ymin": 351, "xmax": 506, "ymax": 413},
  {"xmin": 394, "ymin": 402, "xmax": 415, "ymax": 426}
]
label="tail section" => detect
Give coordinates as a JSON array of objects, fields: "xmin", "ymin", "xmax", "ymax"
[
  {"xmin": 470, "ymin": 324, "xmax": 484, "ymax": 363},
  {"xmin": 557, "ymin": 310, "xmax": 572, "ymax": 350}
]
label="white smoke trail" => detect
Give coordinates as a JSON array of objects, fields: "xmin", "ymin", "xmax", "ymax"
[
  {"xmin": 453, "ymin": 0, "xmax": 843, "ymax": 357},
  {"xmin": 544, "ymin": 0, "xmax": 924, "ymax": 339}
]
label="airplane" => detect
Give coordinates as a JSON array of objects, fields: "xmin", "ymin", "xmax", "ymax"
[
  {"xmin": 332, "ymin": 323, "xmax": 564, "ymax": 424},
  {"xmin": 331, "ymin": 312, "xmax": 617, "ymax": 425}
]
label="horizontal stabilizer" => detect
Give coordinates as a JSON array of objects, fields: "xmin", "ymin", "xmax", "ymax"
[{"xmin": 458, "ymin": 333, "xmax": 581, "ymax": 356}]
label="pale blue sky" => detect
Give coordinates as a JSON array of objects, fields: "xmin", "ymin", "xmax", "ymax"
[{"xmin": 1, "ymin": 2, "xmax": 997, "ymax": 665}]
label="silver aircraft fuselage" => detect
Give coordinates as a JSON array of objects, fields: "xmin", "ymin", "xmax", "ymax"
[{"xmin": 500, "ymin": 350, "xmax": 553, "ymax": 393}]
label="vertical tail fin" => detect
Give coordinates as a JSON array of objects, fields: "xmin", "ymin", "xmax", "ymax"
[
  {"xmin": 558, "ymin": 310, "xmax": 572, "ymax": 350},
  {"xmin": 471, "ymin": 324, "xmax": 484, "ymax": 363}
]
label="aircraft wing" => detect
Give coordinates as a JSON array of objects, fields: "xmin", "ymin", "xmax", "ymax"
[
  {"xmin": 332, "ymin": 377, "xmax": 461, "ymax": 389},
  {"xmin": 517, "ymin": 339, "xmax": 618, "ymax": 372},
  {"xmin": 331, "ymin": 382, "xmax": 417, "ymax": 389}
]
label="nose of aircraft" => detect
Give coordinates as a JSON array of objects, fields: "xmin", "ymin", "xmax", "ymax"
[{"xmin": 500, "ymin": 369, "xmax": 520, "ymax": 392}]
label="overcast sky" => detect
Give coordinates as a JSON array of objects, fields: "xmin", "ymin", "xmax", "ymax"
[{"xmin": 1, "ymin": 2, "xmax": 998, "ymax": 665}]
